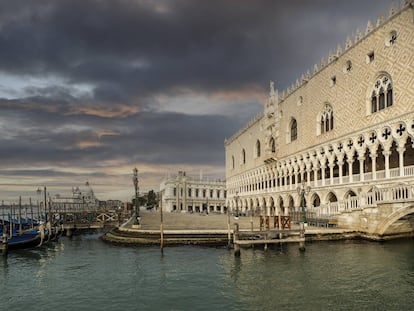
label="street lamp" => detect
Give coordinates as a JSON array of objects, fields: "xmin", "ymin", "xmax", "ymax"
[
  {"xmin": 297, "ymin": 181, "xmax": 311, "ymax": 224},
  {"xmin": 132, "ymin": 168, "xmax": 140, "ymax": 225},
  {"xmin": 234, "ymin": 191, "xmax": 239, "ymax": 219}
]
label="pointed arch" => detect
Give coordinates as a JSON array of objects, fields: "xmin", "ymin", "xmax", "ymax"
[
  {"xmin": 318, "ymin": 103, "xmax": 334, "ymax": 135},
  {"xmin": 326, "ymin": 192, "xmax": 338, "ymax": 203},
  {"xmin": 269, "ymin": 137, "xmax": 276, "ymax": 153},
  {"xmin": 256, "ymin": 139, "xmax": 261, "ymax": 158},
  {"xmin": 370, "ymin": 73, "xmax": 393, "ymax": 114},
  {"xmin": 291, "ymin": 118, "xmax": 297, "ymax": 142},
  {"xmin": 311, "ymin": 193, "xmax": 321, "ymax": 208}
]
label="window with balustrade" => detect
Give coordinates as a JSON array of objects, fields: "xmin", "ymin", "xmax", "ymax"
[
  {"xmin": 371, "ymin": 74, "xmax": 393, "ymax": 114},
  {"xmin": 319, "ymin": 103, "xmax": 334, "ymax": 135}
]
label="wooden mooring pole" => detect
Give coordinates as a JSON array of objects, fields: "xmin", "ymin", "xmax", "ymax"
[
  {"xmin": 1, "ymin": 228, "xmax": 8, "ymax": 256},
  {"xmin": 160, "ymin": 194, "xmax": 164, "ymax": 254},
  {"xmin": 227, "ymin": 208, "xmax": 231, "ymax": 250},
  {"xmin": 233, "ymin": 223, "xmax": 240, "ymax": 257},
  {"xmin": 1, "ymin": 202, "xmax": 6, "ymax": 256},
  {"xmin": 299, "ymin": 222, "xmax": 306, "ymax": 251}
]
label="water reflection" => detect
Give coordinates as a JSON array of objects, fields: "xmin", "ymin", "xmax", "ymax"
[{"xmin": 1, "ymin": 238, "xmax": 414, "ymax": 310}]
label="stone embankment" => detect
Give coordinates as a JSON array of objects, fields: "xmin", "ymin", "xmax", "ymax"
[{"xmin": 102, "ymin": 211, "xmax": 357, "ymax": 246}]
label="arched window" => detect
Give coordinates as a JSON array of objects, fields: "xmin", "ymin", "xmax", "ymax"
[
  {"xmin": 232, "ymin": 156, "xmax": 235, "ymax": 169},
  {"xmin": 256, "ymin": 140, "xmax": 261, "ymax": 157},
  {"xmin": 290, "ymin": 119, "xmax": 297, "ymax": 142},
  {"xmin": 242, "ymin": 149, "xmax": 246, "ymax": 164},
  {"xmin": 387, "ymin": 83, "xmax": 393, "ymax": 107},
  {"xmin": 330, "ymin": 112, "xmax": 334, "ymax": 130},
  {"xmin": 371, "ymin": 90, "xmax": 377, "ymax": 113},
  {"xmin": 371, "ymin": 74, "xmax": 393, "ymax": 113},
  {"xmin": 269, "ymin": 137, "xmax": 276, "ymax": 153},
  {"xmin": 320, "ymin": 103, "xmax": 334, "ymax": 135},
  {"xmin": 321, "ymin": 116, "xmax": 325, "ymax": 134},
  {"xmin": 379, "ymin": 87, "xmax": 385, "ymax": 110}
]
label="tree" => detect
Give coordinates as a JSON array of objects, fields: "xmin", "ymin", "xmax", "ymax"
[
  {"xmin": 132, "ymin": 196, "xmax": 146, "ymax": 207},
  {"xmin": 147, "ymin": 190, "xmax": 157, "ymax": 209}
]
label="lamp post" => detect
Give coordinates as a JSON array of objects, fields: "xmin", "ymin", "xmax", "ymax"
[
  {"xmin": 132, "ymin": 168, "xmax": 140, "ymax": 225},
  {"xmin": 234, "ymin": 191, "xmax": 239, "ymax": 219}
]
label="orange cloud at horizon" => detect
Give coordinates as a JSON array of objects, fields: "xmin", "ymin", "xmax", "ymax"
[{"xmin": 66, "ymin": 103, "xmax": 140, "ymax": 118}]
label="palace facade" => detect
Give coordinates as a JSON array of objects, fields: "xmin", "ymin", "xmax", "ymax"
[
  {"xmin": 225, "ymin": 2, "xmax": 414, "ymax": 235},
  {"xmin": 160, "ymin": 171, "xmax": 227, "ymax": 213}
]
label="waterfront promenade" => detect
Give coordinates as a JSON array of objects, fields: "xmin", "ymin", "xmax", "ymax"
[{"xmin": 103, "ymin": 210, "xmax": 355, "ymax": 246}]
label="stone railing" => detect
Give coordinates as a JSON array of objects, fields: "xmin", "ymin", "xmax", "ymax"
[{"xmin": 314, "ymin": 184, "xmax": 414, "ymax": 217}]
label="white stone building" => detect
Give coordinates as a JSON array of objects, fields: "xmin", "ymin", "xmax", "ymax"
[
  {"xmin": 225, "ymin": 2, "xmax": 414, "ymax": 237},
  {"xmin": 159, "ymin": 171, "xmax": 227, "ymax": 213},
  {"xmin": 52, "ymin": 182, "xmax": 100, "ymax": 211}
]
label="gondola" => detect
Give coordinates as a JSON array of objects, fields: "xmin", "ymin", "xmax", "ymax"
[{"xmin": 0, "ymin": 229, "xmax": 42, "ymax": 250}]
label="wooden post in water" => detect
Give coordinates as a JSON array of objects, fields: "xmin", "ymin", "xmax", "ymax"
[
  {"xmin": 278, "ymin": 208, "xmax": 283, "ymax": 239},
  {"xmin": 18, "ymin": 196, "xmax": 23, "ymax": 235},
  {"xmin": 30, "ymin": 198, "xmax": 34, "ymax": 229},
  {"xmin": 227, "ymin": 207, "xmax": 231, "ymax": 249},
  {"xmin": 1, "ymin": 202, "xmax": 7, "ymax": 256},
  {"xmin": 2, "ymin": 229, "xmax": 8, "ymax": 256},
  {"xmin": 250, "ymin": 207, "xmax": 254, "ymax": 232},
  {"xmin": 299, "ymin": 222, "xmax": 306, "ymax": 251},
  {"xmin": 1, "ymin": 201, "xmax": 4, "ymax": 230},
  {"xmin": 10, "ymin": 204, "xmax": 13, "ymax": 239},
  {"xmin": 37, "ymin": 200, "xmax": 41, "ymax": 224},
  {"xmin": 160, "ymin": 194, "xmax": 164, "ymax": 254},
  {"xmin": 233, "ymin": 223, "xmax": 240, "ymax": 257}
]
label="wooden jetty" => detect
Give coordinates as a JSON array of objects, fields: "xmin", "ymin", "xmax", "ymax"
[{"xmin": 233, "ymin": 221, "xmax": 306, "ymax": 256}]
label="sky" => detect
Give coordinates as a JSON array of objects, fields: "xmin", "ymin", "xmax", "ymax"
[{"xmin": 0, "ymin": 0, "xmax": 394, "ymax": 203}]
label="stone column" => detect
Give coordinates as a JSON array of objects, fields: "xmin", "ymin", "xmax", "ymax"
[
  {"xmin": 347, "ymin": 158, "xmax": 353, "ymax": 183},
  {"xmin": 321, "ymin": 164, "xmax": 326, "ymax": 186},
  {"xmin": 329, "ymin": 159, "xmax": 334, "ymax": 185},
  {"xmin": 358, "ymin": 155, "xmax": 365, "ymax": 182},
  {"xmin": 182, "ymin": 177, "xmax": 187, "ymax": 212},
  {"xmin": 338, "ymin": 162, "xmax": 343, "ymax": 183},
  {"xmin": 313, "ymin": 168, "xmax": 318, "ymax": 187},
  {"xmin": 300, "ymin": 169, "xmax": 304, "ymax": 186},
  {"xmin": 383, "ymin": 150, "xmax": 391, "ymax": 179},
  {"xmin": 175, "ymin": 182, "xmax": 180, "ymax": 212},
  {"xmin": 371, "ymin": 153, "xmax": 377, "ymax": 180},
  {"xmin": 398, "ymin": 146, "xmax": 406, "ymax": 177},
  {"xmin": 306, "ymin": 169, "xmax": 311, "ymax": 186}
]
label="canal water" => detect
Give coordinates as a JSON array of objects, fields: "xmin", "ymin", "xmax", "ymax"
[{"xmin": 1, "ymin": 234, "xmax": 413, "ymax": 311}]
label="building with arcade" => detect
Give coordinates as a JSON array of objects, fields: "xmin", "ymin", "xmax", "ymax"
[{"xmin": 225, "ymin": 2, "xmax": 414, "ymax": 237}]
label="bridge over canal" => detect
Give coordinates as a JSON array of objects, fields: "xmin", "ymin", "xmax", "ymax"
[{"xmin": 317, "ymin": 184, "xmax": 414, "ymax": 239}]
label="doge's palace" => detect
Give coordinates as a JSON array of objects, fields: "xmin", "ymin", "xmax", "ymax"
[{"xmin": 225, "ymin": 2, "xmax": 414, "ymax": 238}]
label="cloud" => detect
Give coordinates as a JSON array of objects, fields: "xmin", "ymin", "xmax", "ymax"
[{"xmin": 0, "ymin": 0, "xmax": 394, "ymax": 201}]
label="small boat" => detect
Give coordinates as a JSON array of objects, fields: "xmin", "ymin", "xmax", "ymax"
[{"xmin": 0, "ymin": 230, "xmax": 42, "ymax": 250}]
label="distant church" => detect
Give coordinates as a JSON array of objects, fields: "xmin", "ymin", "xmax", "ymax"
[{"xmin": 225, "ymin": 2, "xmax": 414, "ymax": 238}]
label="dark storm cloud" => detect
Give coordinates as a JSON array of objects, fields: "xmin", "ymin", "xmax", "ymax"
[
  {"xmin": 0, "ymin": 0, "xmax": 392, "ymax": 97},
  {"xmin": 0, "ymin": 0, "xmax": 394, "ymax": 199},
  {"xmin": 0, "ymin": 94, "xmax": 245, "ymax": 169}
]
